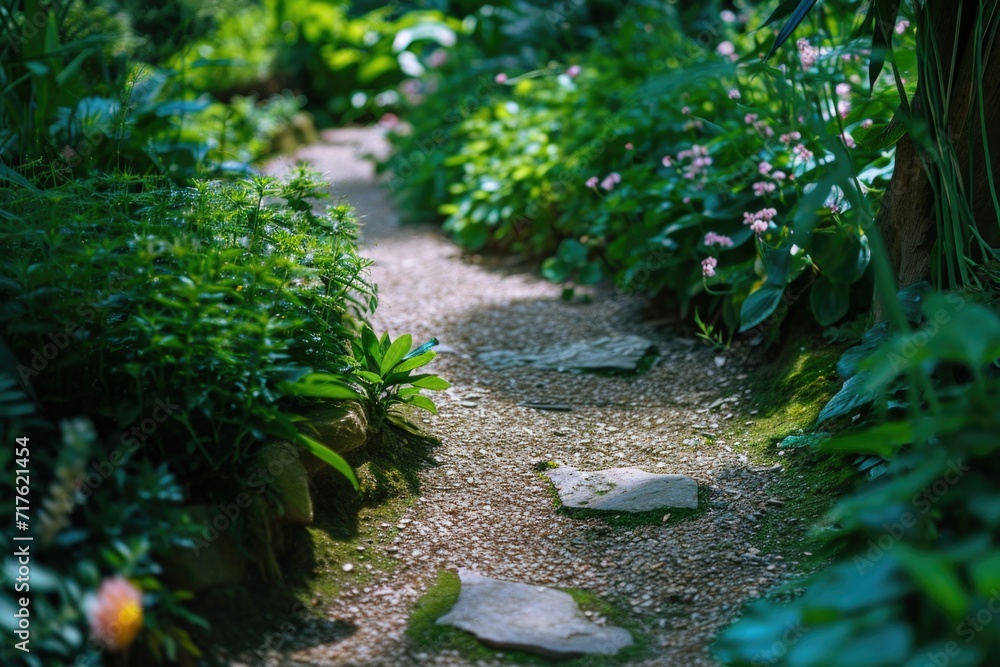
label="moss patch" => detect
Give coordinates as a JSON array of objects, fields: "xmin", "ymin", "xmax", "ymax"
[
  {"xmin": 407, "ymin": 571, "xmax": 649, "ymax": 665},
  {"xmin": 730, "ymin": 333, "xmax": 859, "ymax": 564},
  {"xmin": 192, "ymin": 416, "xmax": 439, "ymax": 660}
]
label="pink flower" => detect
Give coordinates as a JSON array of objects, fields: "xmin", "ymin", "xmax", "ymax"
[
  {"xmin": 861, "ymin": 118, "xmax": 874, "ymax": 129},
  {"xmin": 625, "ymin": 142, "xmax": 634, "ymax": 150},
  {"xmin": 753, "ymin": 181, "xmax": 777, "ymax": 196},
  {"xmin": 495, "ymin": 72, "xmax": 508, "ymax": 84},
  {"xmin": 566, "ymin": 65, "xmax": 581, "ymax": 78},
  {"xmin": 895, "ymin": 20, "xmax": 910, "ymax": 35},
  {"xmin": 681, "ymin": 106, "xmax": 691, "ymax": 115},
  {"xmin": 586, "ymin": 176, "xmax": 599, "ymax": 189},
  {"xmin": 837, "ymin": 99, "xmax": 852, "ymax": 119},
  {"xmin": 772, "ymin": 170, "xmax": 787, "ymax": 180},
  {"xmin": 702, "ymin": 257, "xmax": 718, "ymax": 277},
  {"xmin": 378, "ymin": 113, "xmax": 400, "ymax": 130},
  {"xmin": 745, "ymin": 113, "xmax": 759, "ymax": 124},
  {"xmin": 729, "ymin": 89, "xmax": 742, "ymax": 100},
  {"xmin": 662, "ymin": 155, "xmax": 673, "ymax": 167},
  {"xmin": 600, "ymin": 172, "xmax": 621, "ymax": 191},
  {"xmin": 793, "ymin": 144, "xmax": 814, "ymax": 161},
  {"xmin": 780, "ymin": 131, "xmax": 802, "ymax": 144},
  {"xmin": 87, "ymin": 577, "xmax": 143, "ymax": 651},
  {"xmin": 841, "ymin": 131, "xmax": 856, "ymax": 149},
  {"xmin": 750, "ymin": 219, "xmax": 768, "ymax": 234},
  {"xmin": 758, "ymin": 161, "xmax": 773, "ymax": 175},
  {"xmin": 836, "ymin": 83, "xmax": 852, "ymax": 97},
  {"xmin": 427, "ymin": 49, "xmax": 448, "ymax": 68},
  {"xmin": 797, "ymin": 38, "xmax": 819, "ymax": 69},
  {"xmin": 704, "ymin": 232, "xmax": 734, "ymax": 248},
  {"xmin": 720, "ymin": 9, "xmax": 738, "ymax": 23},
  {"xmin": 717, "ymin": 41, "xmax": 736, "ymax": 57}
]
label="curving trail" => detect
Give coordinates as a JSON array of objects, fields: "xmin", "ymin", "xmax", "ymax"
[{"xmin": 262, "ymin": 128, "xmax": 793, "ymax": 667}]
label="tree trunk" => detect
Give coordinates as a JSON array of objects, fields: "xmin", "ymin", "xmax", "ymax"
[{"xmin": 876, "ymin": 0, "xmax": 1000, "ymax": 298}]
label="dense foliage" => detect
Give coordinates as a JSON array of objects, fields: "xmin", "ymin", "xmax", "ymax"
[
  {"xmin": 385, "ymin": 1, "xmax": 915, "ymax": 335},
  {"xmin": 0, "ymin": 1, "xmax": 450, "ymax": 663},
  {"xmin": 385, "ymin": 0, "xmax": 1000, "ymax": 664}
]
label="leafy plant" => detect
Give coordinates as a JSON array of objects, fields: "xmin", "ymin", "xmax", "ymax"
[{"xmin": 349, "ymin": 324, "xmax": 450, "ymax": 427}]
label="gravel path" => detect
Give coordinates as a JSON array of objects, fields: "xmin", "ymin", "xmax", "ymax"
[{"xmin": 262, "ymin": 128, "xmax": 794, "ymax": 667}]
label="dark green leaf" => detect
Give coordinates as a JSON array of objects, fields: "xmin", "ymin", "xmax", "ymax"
[
  {"xmin": 739, "ymin": 284, "xmax": 785, "ymax": 332},
  {"xmin": 765, "ymin": 0, "xmax": 820, "ymax": 60}
]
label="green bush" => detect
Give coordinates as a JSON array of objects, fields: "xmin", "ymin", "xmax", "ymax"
[
  {"xmin": 714, "ymin": 292, "xmax": 1000, "ymax": 667},
  {"xmin": 1, "ymin": 167, "xmax": 375, "ymax": 481},
  {"xmin": 386, "ymin": 1, "xmax": 913, "ymax": 333}
]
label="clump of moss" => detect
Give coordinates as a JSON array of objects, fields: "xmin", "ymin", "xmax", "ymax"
[
  {"xmin": 407, "ymin": 571, "xmax": 649, "ymax": 665},
  {"xmin": 730, "ymin": 334, "xmax": 860, "ymax": 563}
]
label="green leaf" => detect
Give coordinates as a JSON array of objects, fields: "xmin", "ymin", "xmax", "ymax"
[
  {"xmin": 297, "ymin": 434, "xmax": 358, "ymax": 489},
  {"xmin": 765, "ymin": 0, "xmax": 820, "ymax": 60},
  {"xmin": 352, "ymin": 369, "xmax": 383, "ymax": 384},
  {"xmin": 541, "ymin": 257, "xmax": 571, "ymax": 282},
  {"xmin": 404, "ymin": 394, "xmax": 437, "ymax": 413},
  {"xmin": 894, "ymin": 545, "xmax": 968, "ymax": 618},
  {"xmin": 971, "ymin": 552, "xmax": 1000, "ymax": 596},
  {"xmin": 869, "ymin": 0, "xmax": 902, "ymax": 88},
  {"xmin": 857, "ymin": 115, "xmax": 907, "ymax": 152},
  {"xmin": 0, "ymin": 160, "xmax": 38, "ymax": 191},
  {"xmin": 818, "ymin": 372, "xmax": 878, "ymax": 423},
  {"xmin": 391, "ymin": 350, "xmax": 436, "ymax": 375},
  {"xmin": 286, "ymin": 373, "xmax": 361, "ymax": 400},
  {"xmin": 739, "ymin": 284, "xmax": 785, "ymax": 332},
  {"xmin": 810, "ymin": 277, "xmax": 850, "ymax": 326},
  {"xmin": 380, "ymin": 333, "xmax": 413, "ymax": 375},
  {"xmin": 410, "ymin": 375, "xmax": 450, "ymax": 390},
  {"xmin": 822, "ymin": 421, "xmax": 912, "ymax": 457},
  {"xmin": 557, "ymin": 238, "xmax": 588, "ymax": 265}
]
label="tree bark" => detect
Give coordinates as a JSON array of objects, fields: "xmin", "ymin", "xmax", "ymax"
[{"xmin": 876, "ymin": 0, "xmax": 1000, "ymax": 297}]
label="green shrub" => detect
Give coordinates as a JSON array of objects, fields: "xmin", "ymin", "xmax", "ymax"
[
  {"xmin": 1, "ymin": 167, "xmax": 375, "ymax": 483},
  {"xmin": 386, "ymin": 1, "xmax": 913, "ymax": 333},
  {"xmin": 714, "ymin": 293, "xmax": 1000, "ymax": 667}
]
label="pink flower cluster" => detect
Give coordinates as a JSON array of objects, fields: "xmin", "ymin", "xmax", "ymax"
[
  {"xmin": 779, "ymin": 131, "xmax": 802, "ymax": 144},
  {"xmin": 704, "ymin": 232, "xmax": 734, "ymax": 248},
  {"xmin": 753, "ymin": 181, "xmax": 777, "ymax": 196},
  {"xmin": 677, "ymin": 145, "xmax": 712, "ymax": 180},
  {"xmin": 793, "ymin": 144, "xmax": 813, "ymax": 161},
  {"xmin": 728, "ymin": 88, "xmax": 742, "ymax": 100},
  {"xmin": 600, "ymin": 172, "xmax": 621, "ymax": 191},
  {"xmin": 701, "ymin": 257, "xmax": 718, "ymax": 278},
  {"xmin": 797, "ymin": 39, "xmax": 819, "ymax": 69},
  {"xmin": 895, "ymin": 20, "xmax": 910, "ymax": 34},
  {"xmin": 743, "ymin": 207, "xmax": 777, "ymax": 234}
]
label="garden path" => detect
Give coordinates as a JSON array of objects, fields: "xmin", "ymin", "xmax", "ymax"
[{"xmin": 262, "ymin": 128, "xmax": 793, "ymax": 667}]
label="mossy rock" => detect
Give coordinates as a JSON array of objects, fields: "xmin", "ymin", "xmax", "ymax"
[
  {"xmin": 256, "ymin": 441, "xmax": 314, "ymax": 525},
  {"xmin": 299, "ymin": 402, "xmax": 369, "ymax": 475}
]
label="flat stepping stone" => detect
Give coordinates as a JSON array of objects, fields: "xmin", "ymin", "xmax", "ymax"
[
  {"xmin": 436, "ymin": 570, "xmax": 633, "ymax": 659},
  {"xmin": 478, "ymin": 336, "xmax": 654, "ymax": 372},
  {"xmin": 546, "ymin": 465, "xmax": 698, "ymax": 511}
]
